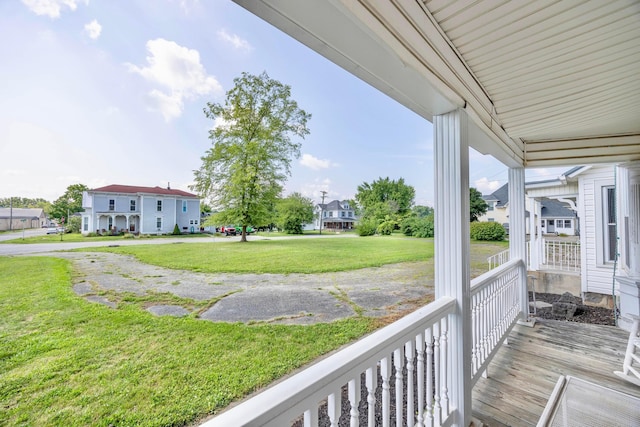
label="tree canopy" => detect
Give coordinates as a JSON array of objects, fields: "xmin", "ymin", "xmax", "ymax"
[
  {"xmin": 0, "ymin": 197, "xmax": 51, "ymax": 213},
  {"xmin": 50, "ymin": 184, "xmax": 89, "ymax": 221},
  {"xmin": 355, "ymin": 177, "xmax": 415, "ymax": 222},
  {"xmin": 469, "ymin": 187, "xmax": 488, "ymax": 222},
  {"xmin": 191, "ymin": 71, "xmax": 311, "ymax": 241},
  {"xmin": 276, "ymin": 192, "xmax": 314, "ymax": 234}
]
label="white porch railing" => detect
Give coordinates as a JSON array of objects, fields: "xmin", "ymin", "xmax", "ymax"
[
  {"xmin": 470, "ymin": 259, "xmax": 523, "ymax": 385},
  {"xmin": 488, "ymin": 241, "xmax": 581, "ymax": 273},
  {"xmin": 542, "ymin": 240, "xmax": 580, "ymax": 272},
  {"xmin": 202, "ymin": 260, "xmax": 526, "ymax": 427}
]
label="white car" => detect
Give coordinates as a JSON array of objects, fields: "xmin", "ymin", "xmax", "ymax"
[{"xmin": 46, "ymin": 226, "xmax": 63, "ymax": 234}]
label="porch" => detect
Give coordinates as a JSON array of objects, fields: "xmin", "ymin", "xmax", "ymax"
[{"xmin": 473, "ymin": 318, "xmax": 640, "ymax": 426}]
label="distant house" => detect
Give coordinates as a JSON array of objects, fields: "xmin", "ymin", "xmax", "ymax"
[
  {"xmin": 479, "ymin": 183, "xmax": 576, "ymax": 235},
  {"xmin": 0, "ymin": 208, "xmax": 47, "ymax": 231},
  {"xmin": 81, "ymin": 184, "xmax": 200, "ymax": 235},
  {"xmin": 311, "ymin": 200, "xmax": 357, "ymax": 231}
]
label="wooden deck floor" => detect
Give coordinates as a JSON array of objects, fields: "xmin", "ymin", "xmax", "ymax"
[{"xmin": 472, "ymin": 318, "xmax": 640, "ymax": 426}]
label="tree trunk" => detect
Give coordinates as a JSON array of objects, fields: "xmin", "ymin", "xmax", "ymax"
[{"xmin": 240, "ymin": 225, "xmax": 247, "ymax": 242}]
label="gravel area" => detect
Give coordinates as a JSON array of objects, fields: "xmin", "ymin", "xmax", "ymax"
[{"xmin": 533, "ymin": 292, "xmax": 616, "ymax": 326}]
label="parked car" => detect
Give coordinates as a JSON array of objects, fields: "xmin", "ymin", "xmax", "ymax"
[
  {"xmin": 220, "ymin": 225, "xmax": 236, "ymax": 236},
  {"xmin": 46, "ymin": 226, "xmax": 63, "ymax": 234}
]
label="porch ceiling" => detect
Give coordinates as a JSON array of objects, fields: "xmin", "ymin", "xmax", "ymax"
[{"xmin": 233, "ymin": 0, "xmax": 640, "ymax": 168}]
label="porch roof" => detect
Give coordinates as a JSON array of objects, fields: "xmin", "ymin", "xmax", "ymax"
[{"xmin": 233, "ymin": 0, "xmax": 640, "ymax": 168}]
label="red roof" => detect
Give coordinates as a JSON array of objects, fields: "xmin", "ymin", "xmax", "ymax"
[{"xmin": 91, "ymin": 184, "xmax": 199, "ymax": 198}]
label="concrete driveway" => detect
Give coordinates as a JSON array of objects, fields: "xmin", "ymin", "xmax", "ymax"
[{"xmin": 3, "ymin": 233, "xmax": 435, "ymax": 324}]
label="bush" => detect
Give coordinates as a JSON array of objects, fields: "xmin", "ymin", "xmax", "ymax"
[
  {"xmin": 400, "ymin": 215, "xmax": 434, "ymax": 238},
  {"xmin": 470, "ymin": 221, "xmax": 505, "ymax": 241},
  {"xmin": 376, "ymin": 220, "xmax": 395, "ymax": 235},
  {"xmin": 356, "ymin": 219, "xmax": 377, "ymax": 236},
  {"xmin": 172, "ymin": 224, "xmax": 181, "ymax": 235}
]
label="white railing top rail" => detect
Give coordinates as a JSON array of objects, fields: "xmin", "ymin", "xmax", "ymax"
[
  {"xmin": 487, "ymin": 249, "xmax": 510, "ymax": 270},
  {"xmin": 201, "ymin": 296, "xmax": 456, "ymax": 426},
  {"xmin": 472, "ymin": 258, "xmax": 524, "ymax": 294}
]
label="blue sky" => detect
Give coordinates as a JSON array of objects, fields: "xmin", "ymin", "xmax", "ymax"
[{"xmin": 0, "ymin": 0, "xmax": 565, "ymax": 206}]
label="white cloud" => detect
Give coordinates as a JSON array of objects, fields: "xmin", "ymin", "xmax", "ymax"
[
  {"xmin": 126, "ymin": 38, "xmax": 223, "ymax": 121},
  {"xmin": 474, "ymin": 177, "xmax": 502, "ymax": 194},
  {"xmin": 300, "ymin": 153, "xmax": 337, "ymax": 170},
  {"xmin": 22, "ymin": 0, "xmax": 87, "ymax": 19},
  {"xmin": 84, "ymin": 19, "xmax": 102, "ymax": 40},
  {"xmin": 217, "ymin": 29, "xmax": 252, "ymax": 52}
]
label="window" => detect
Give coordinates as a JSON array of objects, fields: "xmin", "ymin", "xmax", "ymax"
[
  {"xmin": 603, "ymin": 186, "xmax": 616, "ymax": 262},
  {"xmin": 83, "ymin": 216, "xmax": 88, "ymax": 232},
  {"xmin": 564, "ymin": 219, "xmax": 572, "ymax": 228},
  {"xmin": 329, "ymin": 212, "xmax": 333, "ymax": 217},
  {"xmin": 157, "ymin": 200, "xmax": 162, "ymax": 212},
  {"xmin": 182, "ymin": 200, "xmax": 187, "ymax": 213},
  {"xmin": 547, "ymin": 220, "xmax": 554, "ymax": 227},
  {"xmin": 341, "ymin": 211, "xmax": 345, "ymax": 217},
  {"xmin": 156, "ymin": 217, "xmax": 162, "ymax": 230},
  {"xmin": 109, "ymin": 199, "xmax": 115, "ymax": 211},
  {"xmin": 348, "ymin": 211, "xmax": 353, "ymax": 218},
  {"xmin": 488, "ymin": 202, "xmax": 494, "ymax": 211},
  {"xmin": 488, "ymin": 218, "xmax": 495, "ymax": 222},
  {"xmin": 323, "ymin": 211, "xmax": 327, "ymax": 218},
  {"xmin": 130, "ymin": 200, "xmax": 136, "ymax": 211},
  {"xmin": 108, "ymin": 217, "xmax": 113, "ymax": 230}
]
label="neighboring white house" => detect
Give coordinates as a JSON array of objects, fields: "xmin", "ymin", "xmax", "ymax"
[
  {"xmin": 82, "ymin": 184, "xmax": 200, "ymax": 235},
  {"xmin": 310, "ymin": 200, "xmax": 357, "ymax": 231},
  {"xmin": 0, "ymin": 207, "xmax": 48, "ymax": 231},
  {"xmin": 479, "ymin": 183, "xmax": 577, "ymax": 235}
]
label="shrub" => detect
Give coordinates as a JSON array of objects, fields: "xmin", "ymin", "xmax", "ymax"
[
  {"xmin": 470, "ymin": 221, "xmax": 505, "ymax": 241},
  {"xmin": 376, "ymin": 220, "xmax": 395, "ymax": 235},
  {"xmin": 172, "ymin": 224, "xmax": 181, "ymax": 235},
  {"xmin": 356, "ymin": 219, "xmax": 377, "ymax": 236},
  {"xmin": 400, "ymin": 215, "xmax": 434, "ymax": 238}
]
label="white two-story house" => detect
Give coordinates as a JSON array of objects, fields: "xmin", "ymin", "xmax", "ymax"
[
  {"xmin": 313, "ymin": 200, "xmax": 357, "ymax": 231},
  {"xmin": 81, "ymin": 184, "xmax": 200, "ymax": 235}
]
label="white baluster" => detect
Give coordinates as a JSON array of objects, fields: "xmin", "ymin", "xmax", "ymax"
[
  {"xmin": 425, "ymin": 327, "xmax": 434, "ymax": 427},
  {"xmin": 394, "ymin": 347, "xmax": 404, "ymax": 427},
  {"xmin": 440, "ymin": 317, "xmax": 449, "ymax": 417},
  {"xmin": 406, "ymin": 340, "xmax": 415, "ymax": 427},
  {"xmin": 365, "ymin": 367, "xmax": 375, "ymax": 427},
  {"xmin": 381, "ymin": 356, "xmax": 391, "ymax": 427},
  {"xmin": 433, "ymin": 322, "xmax": 441, "ymax": 425},
  {"xmin": 348, "ymin": 377, "xmax": 359, "ymax": 427},
  {"xmin": 304, "ymin": 405, "xmax": 318, "ymax": 427},
  {"xmin": 416, "ymin": 333, "xmax": 425, "ymax": 427},
  {"xmin": 327, "ymin": 392, "xmax": 337, "ymax": 427}
]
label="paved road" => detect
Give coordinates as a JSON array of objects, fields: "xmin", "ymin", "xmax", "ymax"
[{"xmin": 2, "ymin": 232, "xmax": 434, "ymax": 324}]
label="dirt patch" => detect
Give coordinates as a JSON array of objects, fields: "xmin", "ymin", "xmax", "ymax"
[{"xmin": 534, "ymin": 292, "xmax": 615, "ymax": 326}]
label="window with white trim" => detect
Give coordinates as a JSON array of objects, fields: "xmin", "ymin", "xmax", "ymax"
[
  {"xmin": 83, "ymin": 216, "xmax": 88, "ymax": 232},
  {"xmin": 603, "ymin": 186, "xmax": 616, "ymax": 263},
  {"xmin": 109, "ymin": 199, "xmax": 115, "ymax": 211},
  {"xmin": 108, "ymin": 217, "xmax": 113, "ymax": 230},
  {"xmin": 564, "ymin": 219, "xmax": 572, "ymax": 228},
  {"xmin": 130, "ymin": 200, "xmax": 136, "ymax": 211},
  {"xmin": 156, "ymin": 217, "xmax": 162, "ymax": 230},
  {"xmin": 182, "ymin": 200, "xmax": 187, "ymax": 213},
  {"xmin": 157, "ymin": 200, "xmax": 162, "ymax": 212}
]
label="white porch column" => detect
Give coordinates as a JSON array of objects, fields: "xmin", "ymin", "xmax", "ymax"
[
  {"xmin": 434, "ymin": 108, "xmax": 471, "ymax": 426},
  {"xmin": 616, "ymin": 162, "xmax": 640, "ymax": 331},
  {"xmin": 509, "ymin": 168, "xmax": 530, "ymax": 323}
]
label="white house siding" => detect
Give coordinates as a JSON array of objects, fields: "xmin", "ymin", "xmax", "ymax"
[
  {"xmin": 578, "ymin": 165, "xmax": 616, "ymax": 295},
  {"xmin": 478, "ymin": 206, "xmax": 509, "ymax": 225}
]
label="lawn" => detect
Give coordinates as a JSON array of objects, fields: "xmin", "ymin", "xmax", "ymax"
[
  {"xmin": 0, "ymin": 257, "xmax": 375, "ymax": 427},
  {"xmin": 77, "ymin": 236, "xmax": 437, "ymax": 274}
]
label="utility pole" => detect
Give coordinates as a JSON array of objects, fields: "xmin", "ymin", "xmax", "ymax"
[{"xmin": 319, "ymin": 190, "xmax": 327, "ymax": 235}]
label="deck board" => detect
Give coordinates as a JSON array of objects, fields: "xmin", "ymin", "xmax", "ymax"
[{"xmin": 472, "ymin": 318, "xmax": 640, "ymax": 426}]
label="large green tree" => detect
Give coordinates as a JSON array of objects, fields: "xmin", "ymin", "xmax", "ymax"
[
  {"xmin": 49, "ymin": 184, "xmax": 89, "ymax": 222},
  {"xmin": 192, "ymin": 71, "xmax": 311, "ymax": 242},
  {"xmin": 355, "ymin": 177, "xmax": 415, "ymax": 224},
  {"xmin": 470, "ymin": 187, "xmax": 489, "ymax": 222},
  {"xmin": 276, "ymin": 192, "xmax": 314, "ymax": 234}
]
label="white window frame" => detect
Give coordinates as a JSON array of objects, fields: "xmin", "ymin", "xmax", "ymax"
[
  {"xmin": 594, "ymin": 179, "xmax": 616, "ymax": 266},
  {"xmin": 130, "ymin": 200, "xmax": 136, "ymax": 211},
  {"xmin": 83, "ymin": 216, "xmax": 89, "ymax": 232},
  {"xmin": 182, "ymin": 200, "xmax": 187, "ymax": 213},
  {"xmin": 109, "ymin": 199, "xmax": 115, "ymax": 211},
  {"xmin": 157, "ymin": 200, "xmax": 162, "ymax": 212},
  {"xmin": 156, "ymin": 217, "xmax": 162, "ymax": 230}
]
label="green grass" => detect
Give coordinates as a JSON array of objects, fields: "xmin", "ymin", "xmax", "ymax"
[
  {"xmin": 0, "ymin": 257, "xmax": 375, "ymax": 427},
  {"xmin": 2, "ymin": 232, "xmax": 212, "ymax": 244},
  {"xmin": 77, "ymin": 236, "xmax": 435, "ymax": 274}
]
